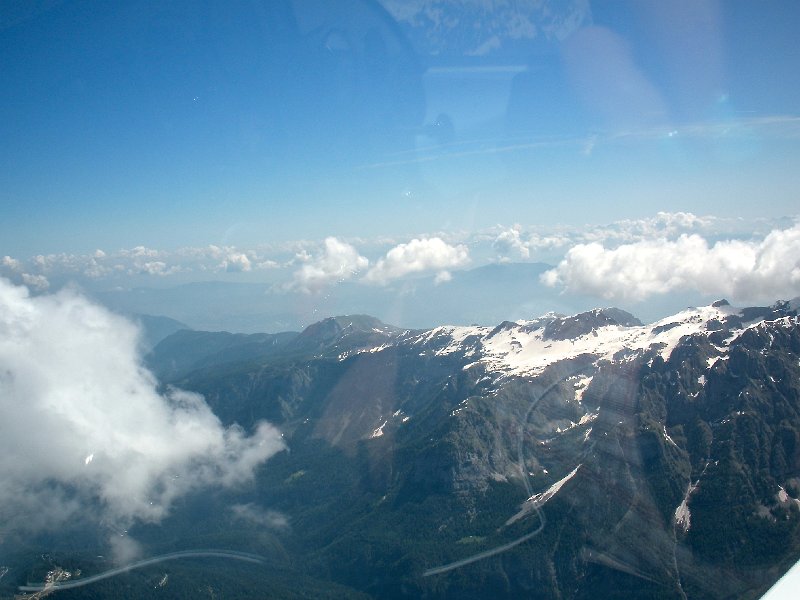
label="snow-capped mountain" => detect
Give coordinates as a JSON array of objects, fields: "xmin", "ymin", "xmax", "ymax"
[
  {"xmin": 134, "ymin": 301, "xmax": 800, "ymax": 597},
  {"xmin": 338, "ymin": 299, "xmax": 793, "ymax": 383}
]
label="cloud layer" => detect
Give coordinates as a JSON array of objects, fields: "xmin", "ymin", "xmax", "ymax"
[
  {"xmin": 364, "ymin": 237, "xmax": 469, "ymax": 284},
  {"xmin": 0, "ymin": 279, "xmax": 284, "ymax": 535},
  {"xmin": 0, "ymin": 213, "xmax": 780, "ymax": 290},
  {"xmin": 542, "ymin": 223, "xmax": 800, "ymax": 302}
]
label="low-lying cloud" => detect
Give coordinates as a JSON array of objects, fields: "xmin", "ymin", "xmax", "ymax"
[
  {"xmin": 542, "ymin": 223, "xmax": 800, "ymax": 302},
  {"xmin": 0, "ymin": 278, "xmax": 284, "ymax": 536},
  {"xmin": 230, "ymin": 503, "xmax": 289, "ymax": 530},
  {"xmin": 364, "ymin": 237, "xmax": 469, "ymax": 284}
]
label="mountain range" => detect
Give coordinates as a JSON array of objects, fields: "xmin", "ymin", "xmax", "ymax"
[
  {"xmin": 3, "ymin": 300, "xmax": 800, "ymax": 598},
  {"xmin": 93, "ymin": 263, "xmax": 699, "ymax": 334}
]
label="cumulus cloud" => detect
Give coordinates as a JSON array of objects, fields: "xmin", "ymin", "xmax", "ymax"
[
  {"xmin": 493, "ymin": 226, "xmax": 530, "ymax": 260},
  {"xmin": 255, "ymin": 259, "xmax": 279, "ymax": 270},
  {"xmin": 121, "ymin": 245, "xmax": 161, "ymax": 259},
  {"xmin": 364, "ymin": 237, "xmax": 469, "ymax": 284},
  {"xmin": 21, "ymin": 272, "xmax": 50, "ymax": 291},
  {"xmin": 2, "ymin": 215, "xmax": 765, "ymax": 290},
  {"xmin": 0, "ymin": 278, "xmax": 284, "ymax": 536},
  {"xmin": 542, "ymin": 224, "xmax": 800, "ymax": 302},
  {"xmin": 581, "ymin": 211, "xmax": 716, "ymax": 245},
  {"xmin": 487, "ymin": 213, "xmax": 722, "ymax": 264},
  {"xmin": 220, "ymin": 252, "xmax": 252, "ymax": 273},
  {"xmin": 290, "ymin": 237, "xmax": 368, "ymax": 292},
  {"xmin": 1, "ymin": 243, "xmax": 293, "ymax": 285},
  {"xmin": 84, "ymin": 257, "xmax": 112, "ymax": 279},
  {"xmin": 193, "ymin": 245, "xmax": 254, "ymax": 273},
  {"xmin": 2, "ymin": 255, "xmax": 22, "ymax": 272},
  {"xmin": 136, "ymin": 260, "xmax": 175, "ymax": 276},
  {"xmin": 107, "ymin": 247, "xmax": 180, "ymax": 276},
  {"xmin": 527, "ymin": 233, "xmax": 573, "ymax": 250}
]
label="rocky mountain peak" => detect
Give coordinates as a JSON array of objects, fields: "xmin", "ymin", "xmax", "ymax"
[{"xmin": 291, "ymin": 314, "xmax": 403, "ymax": 356}]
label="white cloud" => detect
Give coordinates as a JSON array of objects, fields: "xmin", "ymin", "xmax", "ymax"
[
  {"xmin": 21, "ymin": 273, "xmax": 50, "ymax": 291},
  {"xmin": 542, "ymin": 224, "xmax": 800, "ymax": 302},
  {"xmin": 0, "ymin": 278, "xmax": 284, "ymax": 535},
  {"xmin": 84, "ymin": 257, "xmax": 111, "ymax": 279},
  {"xmin": 493, "ymin": 226, "xmax": 530, "ymax": 260},
  {"xmin": 32, "ymin": 253, "xmax": 81, "ymax": 272},
  {"xmin": 364, "ymin": 237, "xmax": 469, "ymax": 284},
  {"xmin": 2, "ymin": 255, "xmax": 22, "ymax": 272},
  {"xmin": 109, "ymin": 534, "xmax": 143, "ymax": 565},
  {"xmin": 582, "ymin": 211, "xmax": 715, "ymax": 244},
  {"xmin": 192, "ymin": 243, "xmax": 281, "ymax": 274},
  {"xmin": 0, "ymin": 243, "xmax": 290, "ymax": 284},
  {"xmin": 527, "ymin": 233, "xmax": 573, "ymax": 250},
  {"xmin": 290, "ymin": 237, "xmax": 368, "ymax": 292},
  {"xmin": 255, "ymin": 259, "xmax": 279, "ymax": 270},
  {"xmin": 485, "ymin": 213, "xmax": 724, "ymax": 264},
  {"xmin": 135, "ymin": 260, "xmax": 175, "ymax": 276},
  {"xmin": 220, "ymin": 252, "xmax": 252, "ymax": 273},
  {"xmin": 176, "ymin": 244, "xmax": 281, "ymax": 273},
  {"xmin": 122, "ymin": 245, "xmax": 161, "ymax": 259},
  {"xmin": 652, "ymin": 211, "xmax": 707, "ymax": 230},
  {"xmin": 230, "ymin": 503, "xmax": 289, "ymax": 530},
  {"xmin": 434, "ymin": 270, "xmax": 453, "ymax": 284},
  {"xmin": 0, "ymin": 216, "xmax": 770, "ymax": 288},
  {"xmin": 292, "ymin": 249, "xmax": 312, "ymax": 264}
]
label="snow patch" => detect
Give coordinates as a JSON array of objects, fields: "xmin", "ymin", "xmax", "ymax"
[
  {"xmin": 369, "ymin": 420, "xmax": 387, "ymax": 439},
  {"xmin": 460, "ymin": 304, "xmax": 739, "ymax": 378},
  {"xmin": 776, "ymin": 486, "xmax": 800, "ymax": 510},
  {"xmin": 573, "ymin": 376, "xmax": 593, "ymax": 402},
  {"xmin": 674, "ymin": 483, "xmax": 696, "ymax": 533},
  {"xmin": 412, "ymin": 325, "xmax": 488, "ymax": 356},
  {"xmin": 506, "ymin": 465, "xmax": 581, "ymax": 526},
  {"xmin": 663, "ymin": 426, "xmax": 678, "ymax": 448},
  {"xmin": 674, "ymin": 463, "xmax": 709, "ymax": 533}
]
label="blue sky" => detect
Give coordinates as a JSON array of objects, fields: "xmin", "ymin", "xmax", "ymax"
[{"xmin": 1, "ymin": 0, "xmax": 799, "ymax": 317}]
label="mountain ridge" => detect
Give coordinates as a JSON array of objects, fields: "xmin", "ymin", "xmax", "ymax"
[
  {"xmin": 172, "ymin": 298, "xmax": 799, "ymax": 599},
  {"xmin": 13, "ymin": 299, "xmax": 799, "ymax": 599}
]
